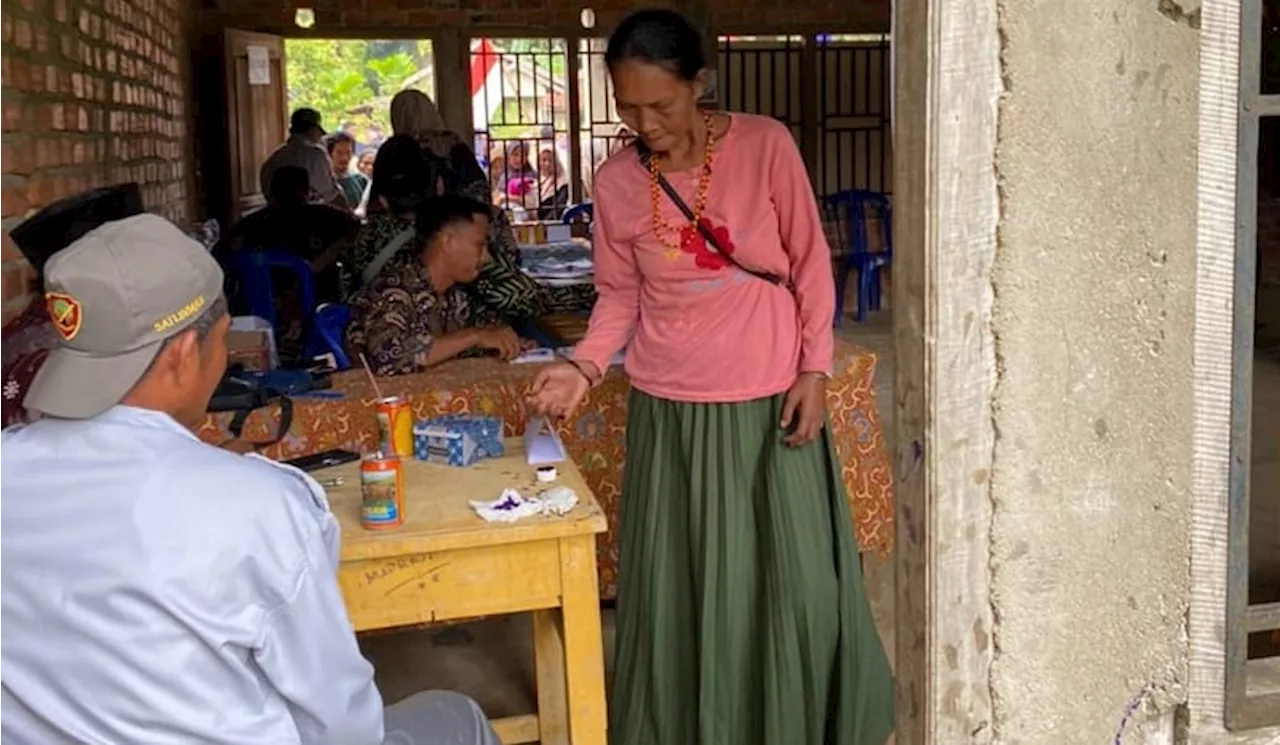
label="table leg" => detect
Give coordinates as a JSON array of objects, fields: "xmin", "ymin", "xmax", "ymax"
[
  {"xmin": 559, "ymin": 535, "xmax": 607, "ymax": 745},
  {"xmin": 532, "ymin": 608, "xmax": 569, "ymax": 745}
]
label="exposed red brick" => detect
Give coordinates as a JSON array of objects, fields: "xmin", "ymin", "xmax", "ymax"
[
  {"xmin": 1, "ymin": 0, "xmax": 193, "ymax": 324},
  {"xmin": 211, "ymin": 0, "xmax": 889, "ymax": 31},
  {"xmin": 1, "ymin": 232, "xmax": 21, "ymax": 262}
]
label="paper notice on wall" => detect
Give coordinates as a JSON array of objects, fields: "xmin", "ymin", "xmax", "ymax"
[{"xmin": 247, "ymin": 45, "xmax": 270, "ymax": 86}]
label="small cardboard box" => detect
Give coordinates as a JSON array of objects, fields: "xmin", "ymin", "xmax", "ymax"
[
  {"xmin": 226, "ymin": 316, "xmax": 278, "ymax": 371},
  {"xmin": 413, "ymin": 423, "xmax": 481, "ymax": 467},
  {"xmin": 424, "ymin": 415, "xmax": 505, "ymax": 459}
]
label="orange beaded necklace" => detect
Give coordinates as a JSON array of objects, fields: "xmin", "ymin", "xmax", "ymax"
[{"xmin": 648, "ymin": 111, "xmax": 719, "ymax": 259}]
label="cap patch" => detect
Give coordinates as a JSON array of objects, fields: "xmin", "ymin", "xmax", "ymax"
[
  {"xmin": 46, "ymin": 292, "xmax": 83, "ymax": 341},
  {"xmin": 153, "ymin": 294, "xmax": 206, "ymax": 334}
]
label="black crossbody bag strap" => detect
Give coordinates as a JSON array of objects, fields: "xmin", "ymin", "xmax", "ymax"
[
  {"xmin": 637, "ymin": 148, "xmax": 788, "ymax": 288},
  {"xmin": 227, "ymin": 391, "xmax": 294, "ymax": 449}
]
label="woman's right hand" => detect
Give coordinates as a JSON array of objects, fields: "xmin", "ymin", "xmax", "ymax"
[{"xmin": 527, "ymin": 362, "xmax": 594, "ymax": 421}]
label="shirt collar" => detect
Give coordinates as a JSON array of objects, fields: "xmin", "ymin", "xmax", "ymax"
[
  {"xmin": 94, "ymin": 405, "xmax": 200, "ymax": 442},
  {"xmin": 287, "ymin": 133, "xmax": 320, "ymax": 149},
  {"xmin": 394, "ymin": 251, "xmax": 438, "ymax": 294}
]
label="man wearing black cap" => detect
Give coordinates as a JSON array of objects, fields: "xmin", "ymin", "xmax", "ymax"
[
  {"xmin": 2, "ymin": 183, "xmax": 145, "ymax": 428},
  {"xmin": 260, "ymin": 107, "xmax": 348, "ymax": 210}
]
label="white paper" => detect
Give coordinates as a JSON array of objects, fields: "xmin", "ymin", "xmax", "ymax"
[
  {"xmin": 524, "ymin": 416, "xmax": 567, "ymax": 466},
  {"xmin": 545, "ymin": 224, "xmax": 572, "ymax": 243},
  {"xmin": 510, "ymin": 347, "xmax": 624, "ymax": 367},
  {"xmin": 247, "ymin": 45, "xmax": 270, "ymax": 86},
  {"xmin": 470, "ymin": 486, "xmax": 579, "ymax": 523},
  {"xmin": 510, "ymin": 348, "xmax": 557, "ymax": 365}
]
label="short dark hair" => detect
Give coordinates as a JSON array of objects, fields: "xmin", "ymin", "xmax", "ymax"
[
  {"xmin": 605, "ymin": 10, "xmax": 706, "ymax": 81},
  {"xmin": 415, "ymin": 195, "xmax": 491, "ymax": 249},
  {"xmin": 268, "ymin": 165, "xmax": 309, "ymax": 203},
  {"xmin": 371, "ymin": 135, "xmax": 441, "ymax": 214},
  {"xmin": 325, "ymin": 131, "xmax": 356, "ymax": 154}
]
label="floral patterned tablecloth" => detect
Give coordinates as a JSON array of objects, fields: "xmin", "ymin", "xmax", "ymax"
[{"xmin": 195, "ymin": 339, "xmax": 894, "ymax": 598}]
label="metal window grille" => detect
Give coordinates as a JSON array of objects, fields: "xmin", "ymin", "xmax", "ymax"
[
  {"xmin": 716, "ymin": 35, "xmax": 805, "ymax": 144},
  {"xmin": 470, "ymin": 38, "xmax": 571, "ymax": 221},
  {"xmin": 814, "ymin": 34, "xmax": 891, "ymax": 198},
  {"xmin": 577, "ymin": 37, "xmax": 624, "ymax": 201},
  {"xmin": 1228, "ymin": 0, "xmax": 1280, "ymax": 730}
]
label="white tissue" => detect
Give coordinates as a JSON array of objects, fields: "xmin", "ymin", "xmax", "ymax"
[
  {"xmin": 469, "ymin": 486, "xmax": 580, "ymax": 523},
  {"xmin": 537, "ymin": 486, "xmax": 579, "ymax": 515}
]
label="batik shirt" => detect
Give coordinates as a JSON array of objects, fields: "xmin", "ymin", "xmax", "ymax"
[
  {"xmin": 341, "ymin": 212, "xmax": 413, "ymax": 300},
  {"xmin": 345, "ymin": 253, "xmax": 500, "ymax": 376},
  {"xmin": 472, "ymin": 208, "xmax": 597, "ymax": 320},
  {"xmin": 1, "ymin": 300, "xmax": 56, "ymax": 428},
  {"xmin": 343, "ymin": 208, "xmax": 595, "ymax": 319}
]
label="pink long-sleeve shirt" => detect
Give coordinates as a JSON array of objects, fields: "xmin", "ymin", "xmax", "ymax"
[{"xmin": 574, "ymin": 113, "xmax": 835, "ymax": 403}]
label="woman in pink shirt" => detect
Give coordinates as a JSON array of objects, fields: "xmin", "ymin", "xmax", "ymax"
[{"xmin": 528, "ymin": 10, "xmax": 892, "ymax": 744}]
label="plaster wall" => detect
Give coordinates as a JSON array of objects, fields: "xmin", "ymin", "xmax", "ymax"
[{"xmin": 990, "ymin": 1, "xmax": 1198, "ymax": 741}]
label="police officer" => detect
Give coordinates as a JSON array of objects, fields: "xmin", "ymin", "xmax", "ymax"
[{"xmin": 0, "ymin": 214, "xmax": 498, "ymax": 745}]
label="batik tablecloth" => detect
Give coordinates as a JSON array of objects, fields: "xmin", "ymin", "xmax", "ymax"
[{"xmin": 195, "ymin": 339, "xmax": 894, "ymax": 598}]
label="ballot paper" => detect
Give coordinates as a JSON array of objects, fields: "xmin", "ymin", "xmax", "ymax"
[
  {"xmin": 510, "ymin": 347, "xmax": 626, "ymax": 366},
  {"xmin": 523, "ymin": 416, "xmax": 567, "ymax": 466}
]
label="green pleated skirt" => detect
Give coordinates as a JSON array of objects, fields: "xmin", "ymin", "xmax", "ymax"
[{"xmin": 610, "ymin": 390, "xmax": 895, "ymax": 745}]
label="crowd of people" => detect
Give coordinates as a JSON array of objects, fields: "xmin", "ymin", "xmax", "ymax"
[
  {"xmin": 229, "ymin": 89, "xmax": 597, "ymax": 368},
  {"xmin": 0, "ymin": 9, "xmax": 892, "ymax": 745}
]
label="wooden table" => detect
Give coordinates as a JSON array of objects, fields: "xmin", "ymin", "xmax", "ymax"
[
  {"xmin": 322, "ymin": 441, "xmax": 609, "ymax": 745},
  {"xmin": 197, "ymin": 339, "xmax": 896, "ymax": 600}
]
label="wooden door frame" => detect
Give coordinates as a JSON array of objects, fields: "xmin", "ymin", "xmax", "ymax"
[
  {"xmin": 222, "ymin": 29, "xmax": 287, "ymax": 219},
  {"xmin": 890, "ymin": 0, "xmax": 1000, "ymax": 738}
]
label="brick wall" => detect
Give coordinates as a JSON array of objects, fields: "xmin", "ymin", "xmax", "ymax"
[
  {"xmin": 1, "ymin": 0, "xmax": 193, "ymax": 323},
  {"xmin": 206, "ymin": 0, "xmax": 890, "ymax": 35}
]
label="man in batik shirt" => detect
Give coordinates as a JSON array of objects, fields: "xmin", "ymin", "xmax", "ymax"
[{"xmin": 346, "ymin": 195, "xmax": 531, "ymax": 375}]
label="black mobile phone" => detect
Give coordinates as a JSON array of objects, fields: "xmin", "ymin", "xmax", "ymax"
[{"xmin": 283, "ymin": 449, "xmax": 361, "ymax": 472}]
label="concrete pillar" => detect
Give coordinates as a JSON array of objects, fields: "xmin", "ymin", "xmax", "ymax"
[{"xmin": 895, "ymin": 0, "xmax": 1201, "ymax": 742}]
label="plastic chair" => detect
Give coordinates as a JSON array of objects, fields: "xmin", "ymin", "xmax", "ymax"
[
  {"xmin": 228, "ymin": 249, "xmax": 326, "ymax": 362},
  {"xmin": 825, "ymin": 190, "xmax": 893, "ymax": 325},
  {"xmin": 562, "ymin": 202, "xmax": 594, "ymax": 225},
  {"xmin": 314, "ymin": 303, "xmax": 352, "ymax": 371}
]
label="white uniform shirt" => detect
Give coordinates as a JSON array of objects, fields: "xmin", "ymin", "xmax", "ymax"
[
  {"xmin": 259, "ymin": 135, "xmax": 343, "ymax": 205},
  {"xmin": 0, "ymin": 406, "xmax": 384, "ymax": 744}
]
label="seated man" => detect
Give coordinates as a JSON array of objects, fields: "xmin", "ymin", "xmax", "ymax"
[
  {"xmin": 3, "ymin": 183, "xmax": 146, "ymax": 428},
  {"xmin": 0, "ymin": 214, "xmax": 499, "ymax": 745},
  {"xmin": 346, "ymin": 195, "xmax": 528, "ymax": 375},
  {"xmin": 214, "ymin": 164, "xmax": 360, "ymax": 303}
]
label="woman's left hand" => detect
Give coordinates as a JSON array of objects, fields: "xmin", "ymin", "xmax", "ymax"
[{"xmin": 780, "ymin": 372, "xmax": 827, "ymax": 447}]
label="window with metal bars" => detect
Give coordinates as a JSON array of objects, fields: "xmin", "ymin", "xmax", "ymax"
[
  {"xmin": 472, "ymin": 33, "xmax": 893, "ymax": 223},
  {"xmin": 1229, "ymin": 0, "xmax": 1280, "ymax": 731},
  {"xmin": 470, "ymin": 38, "xmax": 571, "ymax": 221}
]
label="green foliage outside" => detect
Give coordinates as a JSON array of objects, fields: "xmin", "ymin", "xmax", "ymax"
[
  {"xmin": 284, "ymin": 37, "xmax": 568, "ymax": 142},
  {"xmin": 284, "ymin": 39, "xmax": 435, "ymax": 136}
]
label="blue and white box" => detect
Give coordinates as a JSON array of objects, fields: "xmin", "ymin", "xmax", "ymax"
[
  {"xmin": 422, "ymin": 415, "xmax": 505, "ymax": 459},
  {"xmin": 413, "ymin": 423, "xmax": 480, "ymax": 467}
]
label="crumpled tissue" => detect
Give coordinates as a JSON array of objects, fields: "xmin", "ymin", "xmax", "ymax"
[{"xmin": 470, "ymin": 486, "xmax": 579, "ymax": 523}]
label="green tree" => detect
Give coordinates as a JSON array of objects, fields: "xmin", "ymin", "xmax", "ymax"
[
  {"xmin": 366, "ymin": 52, "xmax": 417, "ymax": 96},
  {"xmin": 286, "ymin": 39, "xmax": 440, "ymax": 135},
  {"xmin": 285, "ymin": 39, "xmax": 374, "ymax": 130}
]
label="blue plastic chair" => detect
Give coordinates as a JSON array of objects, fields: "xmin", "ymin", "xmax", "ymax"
[
  {"xmin": 562, "ymin": 202, "xmax": 594, "ymax": 225},
  {"xmin": 228, "ymin": 249, "xmax": 332, "ymax": 362},
  {"xmin": 825, "ymin": 190, "xmax": 893, "ymax": 325},
  {"xmin": 314, "ymin": 303, "xmax": 352, "ymax": 370}
]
